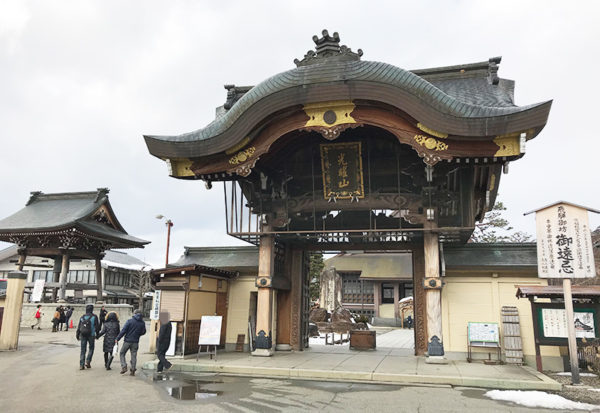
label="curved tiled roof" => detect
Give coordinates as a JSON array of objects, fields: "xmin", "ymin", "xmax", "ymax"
[{"xmin": 144, "ymin": 33, "xmax": 551, "ymax": 159}]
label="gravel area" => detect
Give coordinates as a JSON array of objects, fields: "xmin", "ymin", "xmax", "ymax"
[{"xmin": 548, "ymin": 371, "xmax": 600, "ymax": 406}]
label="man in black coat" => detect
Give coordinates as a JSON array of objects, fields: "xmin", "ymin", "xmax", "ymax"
[{"xmin": 156, "ymin": 311, "xmax": 172, "ymax": 372}]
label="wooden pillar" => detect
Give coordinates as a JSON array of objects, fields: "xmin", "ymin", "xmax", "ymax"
[
  {"xmin": 413, "ymin": 248, "xmax": 428, "ymax": 355},
  {"xmin": 393, "ymin": 283, "xmax": 400, "ymax": 320},
  {"xmin": 563, "ymin": 278, "xmax": 580, "ymax": 384},
  {"xmin": 16, "ymin": 253, "xmax": 26, "ymax": 271},
  {"xmin": 0, "ymin": 271, "xmax": 27, "ymax": 350},
  {"xmin": 95, "ymin": 257, "xmax": 103, "ymax": 303},
  {"xmin": 289, "ymin": 248, "xmax": 304, "ymax": 351},
  {"xmin": 424, "ymin": 223, "xmax": 445, "ymax": 361},
  {"xmin": 253, "ymin": 232, "xmax": 275, "ymax": 356},
  {"xmin": 373, "ymin": 282, "xmax": 381, "ymax": 318},
  {"xmin": 58, "ymin": 253, "xmax": 70, "ymax": 300}
]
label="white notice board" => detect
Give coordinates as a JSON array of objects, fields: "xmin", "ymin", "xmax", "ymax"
[
  {"xmin": 166, "ymin": 322, "xmax": 177, "ymax": 356},
  {"xmin": 150, "ymin": 290, "xmax": 161, "ymax": 321},
  {"xmin": 468, "ymin": 322, "xmax": 499, "ymax": 344},
  {"xmin": 31, "ymin": 279, "xmax": 45, "ymax": 302},
  {"xmin": 198, "ymin": 316, "xmax": 223, "ymax": 345}
]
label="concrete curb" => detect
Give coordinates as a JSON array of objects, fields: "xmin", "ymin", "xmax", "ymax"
[{"xmin": 141, "ymin": 360, "xmax": 563, "ymax": 391}]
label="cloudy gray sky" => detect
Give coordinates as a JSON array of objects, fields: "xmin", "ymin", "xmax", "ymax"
[{"xmin": 1, "ymin": 1, "xmax": 598, "ymax": 267}]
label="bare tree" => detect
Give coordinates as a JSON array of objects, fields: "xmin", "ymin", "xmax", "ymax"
[{"xmin": 131, "ymin": 266, "xmax": 153, "ymax": 313}]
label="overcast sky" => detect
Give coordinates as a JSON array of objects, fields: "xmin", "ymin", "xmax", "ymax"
[{"xmin": 1, "ymin": 1, "xmax": 599, "ymax": 267}]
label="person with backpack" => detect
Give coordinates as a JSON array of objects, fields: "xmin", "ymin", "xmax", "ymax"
[
  {"xmin": 116, "ymin": 309, "xmax": 146, "ymax": 376},
  {"xmin": 96, "ymin": 311, "xmax": 120, "ymax": 370},
  {"xmin": 31, "ymin": 305, "xmax": 42, "ymax": 330},
  {"xmin": 64, "ymin": 306, "xmax": 73, "ymax": 331},
  {"xmin": 76, "ymin": 304, "xmax": 100, "ymax": 370}
]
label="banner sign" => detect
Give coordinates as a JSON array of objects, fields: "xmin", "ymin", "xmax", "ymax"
[
  {"xmin": 150, "ymin": 290, "xmax": 161, "ymax": 321},
  {"xmin": 320, "ymin": 142, "xmax": 364, "ymax": 200},
  {"xmin": 31, "ymin": 279, "xmax": 45, "ymax": 302},
  {"xmin": 534, "ymin": 203, "xmax": 596, "ymax": 278}
]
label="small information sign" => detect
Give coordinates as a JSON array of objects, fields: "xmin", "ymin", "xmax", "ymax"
[
  {"xmin": 468, "ymin": 322, "xmax": 499, "ymax": 344},
  {"xmin": 198, "ymin": 315, "xmax": 223, "ymax": 345}
]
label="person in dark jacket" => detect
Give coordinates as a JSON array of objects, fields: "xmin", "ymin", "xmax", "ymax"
[
  {"xmin": 156, "ymin": 312, "xmax": 172, "ymax": 372},
  {"xmin": 76, "ymin": 304, "xmax": 100, "ymax": 370},
  {"xmin": 116, "ymin": 309, "xmax": 146, "ymax": 376},
  {"xmin": 96, "ymin": 311, "xmax": 120, "ymax": 370},
  {"xmin": 99, "ymin": 306, "xmax": 107, "ymax": 329},
  {"xmin": 64, "ymin": 306, "xmax": 73, "ymax": 331},
  {"xmin": 59, "ymin": 306, "xmax": 66, "ymax": 331}
]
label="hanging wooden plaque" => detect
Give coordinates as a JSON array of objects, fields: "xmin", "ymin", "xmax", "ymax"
[{"xmin": 320, "ymin": 142, "xmax": 364, "ymax": 200}]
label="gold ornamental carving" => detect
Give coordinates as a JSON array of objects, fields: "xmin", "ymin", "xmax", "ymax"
[
  {"xmin": 304, "ymin": 100, "xmax": 356, "ymax": 128},
  {"xmin": 229, "ymin": 147, "xmax": 256, "ymax": 165},
  {"xmin": 493, "ymin": 134, "xmax": 520, "ymax": 157},
  {"xmin": 417, "ymin": 123, "xmax": 448, "ymax": 139},
  {"xmin": 414, "ymin": 135, "xmax": 448, "ymax": 151},
  {"xmin": 165, "ymin": 158, "xmax": 195, "ymax": 178}
]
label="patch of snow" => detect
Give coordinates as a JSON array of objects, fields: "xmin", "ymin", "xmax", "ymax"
[
  {"xmin": 308, "ymin": 334, "xmax": 349, "ymax": 347},
  {"xmin": 485, "ymin": 390, "xmax": 599, "ymax": 411},
  {"xmin": 101, "ymin": 260, "xmax": 151, "ymax": 271},
  {"xmin": 399, "ymin": 296, "xmax": 413, "ymax": 303},
  {"xmin": 556, "ymin": 372, "xmax": 597, "ymax": 377},
  {"xmin": 588, "ymin": 389, "xmax": 600, "ymax": 392}
]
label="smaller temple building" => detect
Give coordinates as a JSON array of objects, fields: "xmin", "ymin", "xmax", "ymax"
[{"xmin": 0, "ymin": 189, "xmax": 149, "ymax": 302}]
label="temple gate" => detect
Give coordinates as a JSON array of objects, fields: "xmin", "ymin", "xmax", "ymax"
[{"xmin": 144, "ymin": 30, "xmax": 551, "ymax": 358}]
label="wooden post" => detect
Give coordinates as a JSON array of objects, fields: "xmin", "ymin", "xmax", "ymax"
[
  {"xmin": 0, "ymin": 271, "xmax": 27, "ymax": 350},
  {"xmin": 253, "ymin": 232, "xmax": 275, "ymax": 356},
  {"xmin": 373, "ymin": 282, "xmax": 381, "ymax": 318},
  {"xmin": 95, "ymin": 257, "xmax": 103, "ymax": 303},
  {"xmin": 424, "ymin": 225, "xmax": 445, "ymax": 361},
  {"xmin": 58, "ymin": 253, "xmax": 70, "ymax": 300},
  {"xmin": 563, "ymin": 278, "xmax": 580, "ymax": 384},
  {"xmin": 529, "ymin": 297, "xmax": 543, "ymax": 372},
  {"xmin": 393, "ymin": 283, "xmax": 400, "ymax": 320}
]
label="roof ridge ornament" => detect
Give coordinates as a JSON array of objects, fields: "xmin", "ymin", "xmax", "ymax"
[{"xmin": 294, "ymin": 29, "xmax": 363, "ymax": 67}]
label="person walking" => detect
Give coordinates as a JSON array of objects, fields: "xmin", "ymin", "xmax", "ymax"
[
  {"xmin": 156, "ymin": 311, "xmax": 172, "ymax": 373},
  {"xmin": 96, "ymin": 312, "xmax": 120, "ymax": 370},
  {"xmin": 52, "ymin": 307, "xmax": 60, "ymax": 332},
  {"xmin": 76, "ymin": 304, "xmax": 100, "ymax": 370},
  {"xmin": 116, "ymin": 309, "xmax": 146, "ymax": 376},
  {"xmin": 99, "ymin": 306, "xmax": 107, "ymax": 329},
  {"xmin": 31, "ymin": 305, "xmax": 42, "ymax": 330},
  {"xmin": 64, "ymin": 306, "xmax": 73, "ymax": 331}
]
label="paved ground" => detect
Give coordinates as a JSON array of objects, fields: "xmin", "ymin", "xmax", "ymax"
[
  {"xmin": 147, "ymin": 328, "xmax": 560, "ymax": 391},
  {"xmin": 0, "ymin": 326, "xmax": 583, "ymax": 412}
]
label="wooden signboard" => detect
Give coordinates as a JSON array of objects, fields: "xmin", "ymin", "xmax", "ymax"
[{"xmin": 534, "ymin": 203, "xmax": 596, "ymax": 279}]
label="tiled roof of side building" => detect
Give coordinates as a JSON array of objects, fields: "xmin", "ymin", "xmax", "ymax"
[
  {"xmin": 171, "ymin": 246, "xmax": 259, "ymax": 271},
  {"xmin": 443, "ymin": 243, "xmax": 538, "ymax": 269}
]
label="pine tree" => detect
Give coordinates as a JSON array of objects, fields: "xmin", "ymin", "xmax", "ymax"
[
  {"xmin": 308, "ymin": 253, "xmax": 324, "ymax": 302},
  {"xmin": 470, "ymin": 201, "xmax": 533, "ymax": 243}
]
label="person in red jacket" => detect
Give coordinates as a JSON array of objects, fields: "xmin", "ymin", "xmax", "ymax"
[{"xmin": 31, "ymin": 305, "xmax": 42, "ymax": 330}]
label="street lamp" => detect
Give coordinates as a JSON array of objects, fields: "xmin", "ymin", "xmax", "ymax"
[{"xmin": 156, "ymin": 215, "xmax": 174, "ymax": 267}]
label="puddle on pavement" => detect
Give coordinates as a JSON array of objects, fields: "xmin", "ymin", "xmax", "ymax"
[{"xmin": 143, "ymin": 371, "xmax": 227, "ymax": 401}]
